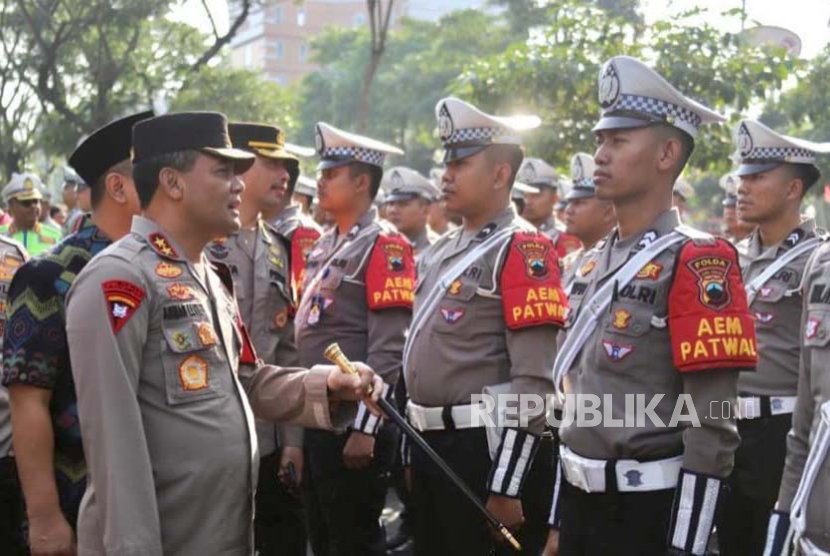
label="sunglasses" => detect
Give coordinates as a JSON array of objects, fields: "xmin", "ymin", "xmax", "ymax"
[{"xmin": 15, "ymin": 199, "xmax": 40, "ymax": 208}]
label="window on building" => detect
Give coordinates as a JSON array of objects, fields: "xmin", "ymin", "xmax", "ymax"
[
  {"xmin": 266, "ymin": 5, "xmax": 282, "ymax": 24},
  {"xmin": 352, "ymin": 13, "xmax": 367, "ymax": 27},
  {"xmin": 299, "ymin": 42, "xmax": 309, "ymax": 62},
  {"xmin": 297, "ymin": 9, "xmax": 306, "ymax": 26},
  {"xmin": 266, "ymin": 41, "xmax": 285, "ymax": 60}
]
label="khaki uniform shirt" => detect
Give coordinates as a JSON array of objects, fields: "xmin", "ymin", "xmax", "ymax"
[
  {"xmin": 539, "ymin": 215, "xmax": 581, "ymax": 258},
  {"xmin": 207, "ymin": 220, "xmax": 301, "ymax": 455},
  {"xmin": 408, "ymin": 227, "xmax": 438, "ymax": 259},
  {"xmin": 0, "ymin": 237, "xmax": 27, "ymax": 458},
  {"xmin": 405, "ymin": 206, "xmax": 562, "ymax": 434},
  {"xmin": 295, "ymin": 207, "xmax": 412, "ymax": 435},
  {"xmin": 66, "ymin": 216, "xmax": 343, "ymax": 556},
  {"xmin": 560, "ymin": 209, "xmax": 751, "ymax": 477},
  {"xmin": 738, "ymin": 220, "xmax": 817, "ymax": 397},
  {"xmin": 777, "ymin": 241, "xmax": 830, "ymax": 549}
]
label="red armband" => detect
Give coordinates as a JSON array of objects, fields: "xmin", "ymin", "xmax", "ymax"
[
  {"xmin": 554, "ymin": 232, "xmax": 582, "ymax": 258},
  {"xmin": 668, "ymin": 239, "xmax": 757, "ymax": 372},
  {"xmin": 291, "ymin": 227, "xmax": 320, "ymax": 303},
  {"xmin": 365, "ymin": 233, "xmax": 415, "ymax": 310},
  {"xmin": 501, "ymin": 232, "xmax": 567, "ymax": 330}
]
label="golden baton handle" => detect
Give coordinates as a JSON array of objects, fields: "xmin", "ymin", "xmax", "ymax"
[{"xmin": 323, "ymin": 343, "xmax": 373, "ymax": 394}]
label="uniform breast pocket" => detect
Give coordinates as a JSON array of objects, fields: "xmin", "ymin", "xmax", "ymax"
[
  {"xmin": 432, "ymin": 279, "xmax": 478, "ymax": 334},
  {"xmin": 596, "ymin": 304, "xmax": 656, "ymax": 372},
  {"xmin": 804, "ymin": 310, "xmax": 830, "ymax": 392},
  {"xmin": 754, "ymin": 281, "xmax": 790, "ymax": 305},
  {"xmin": 160, "ymin": 320, "xmax": 225, "ymax": 406}
]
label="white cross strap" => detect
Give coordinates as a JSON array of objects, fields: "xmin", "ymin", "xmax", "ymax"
[{"xmin": 745, "ymin": 237, "xmax": 822, "ymax": 306}]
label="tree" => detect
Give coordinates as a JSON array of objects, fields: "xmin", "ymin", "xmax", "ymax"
[{"xmin": 6, "ymin": 0, "xmax": 253, "ymax": 158}]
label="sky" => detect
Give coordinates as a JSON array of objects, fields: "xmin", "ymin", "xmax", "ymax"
[{"xmin": 173, "ymin": 0, "xmax": 830, "ymax": 59}]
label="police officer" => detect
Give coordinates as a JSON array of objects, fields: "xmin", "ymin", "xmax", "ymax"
[
  {"xmin": 560, "ymin": 153, "xmax": 616, "ymax": 289},
  {"xmin": 383, "ymin": 166, "xmax": 440, "ymax": 256},
  {"xmin": 61, "ymin": 167, "xmax": 82, "ymax": 235},
  {"xmin": 0, "ymin": 173, "xmax": 62, "ymax": 255},
  {"xmin": 403, "ymin": 97, "xmax": 564, "ymax": 555},
  {"xmin": 672, "ymin": 178, "xmax": 693, "ymax": 217},
  {"xmin": 544, "ymin": 56, "xmax": 757, "ymax": 556},
  {"xmin": 427, "ymin": 167, "xmax": 459, "ymax": 236},
  {"xmin": 714, "ymin": 120, "xmax": 829, "ymax": 555},
  {"xmin": 294, "ymin": 122, "xmax": 413, "ymax": 556},
  {"xmin": 517, "ymin": 157, "xmax": 582, "ymax": 257},
  {"xmin": 3, "ymin": 111, "xmax": 150, "ymax": 555},
  {"xmin": 765, "ymin": 218, "xmax": 830, "ymax": 554},
  {"xmin": 65, "ymin": 111, "xmax": 382, "ymax": 556},
  {"xmin": 207, "ymin": 122, "xmax": 308, "ymax": 556},
  {"xmin": 294, "ymin": 175, "xmax": 317, "ymax": 216},
  {"xmin": 0, "ymin": 234, "xmax": 27, "ymax": 555}
]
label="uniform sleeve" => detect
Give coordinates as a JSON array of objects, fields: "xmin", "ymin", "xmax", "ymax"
[
  {"xmin": 488, "ymin": 232, "xmax": 564, "ymax": 498},
  {"xmin": 357, "ymin": 233, "xmax": 414, "ymax": 435},
  {"xmin": 65, "ymin": 258, "xmax": 163, "ymax": 556},
  {"xmin": 2, "ymin": 261, "xmax": 66, "ymax": 390},
  {"xmin": 666, "ymin": 239, "xmax": 750, "ymax": 555},
  {"xmin": 271, "ymin": 321, "xmax": 304, "ymax": 448}
]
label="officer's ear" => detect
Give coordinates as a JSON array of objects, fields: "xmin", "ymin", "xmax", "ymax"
[
  {"xmin": 158, "ymin": 166, "xmax": 185, "ymax": 201},
  {"xmin": 104, "ymin": 171, "xmax": 129, "ymax": 204}
]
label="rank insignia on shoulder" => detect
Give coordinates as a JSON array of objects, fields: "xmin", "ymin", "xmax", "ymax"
[
  {"xmin": 148, "ymin": 232, "xmax": 178, "ymax": 258},
  {"xmin": 179, "ymin": 355, "xmax": 208, "ymax": 391},
  {"xmin": 102, "ymin": 280, "xmax": 145, "ymax": 334}
]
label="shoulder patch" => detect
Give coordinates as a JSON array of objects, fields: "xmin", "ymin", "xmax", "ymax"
[
  {"xmin": 365, "ymin": 233, "xmax": 415, "ymax": 310},
  {"xmin": 501, "ymin": 231, "xmax": 567, "ymax": 330},
  {"xmin": 554, "ymin": 232, "xmax": 582, "ymax": 258},
  {"xmin": 668, "ymin": 238, "xmax": 758, "ymax": 372},
  {"xmin": 291, "ymin": 226, "xmax": 321, "ymax": 303},
  {"xmin": 102, "ymin": 280, "xmax": 145, "ymax": 334}
]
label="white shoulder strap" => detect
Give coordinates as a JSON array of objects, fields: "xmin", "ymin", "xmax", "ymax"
[
  {"xmin": 403, "ymin": 226, "xmax": 517, "ymax": 370},
  {"xmin": 789, "ymin": 401, "xmax": 830, "ymax": 549},
  {"xmin": 553, "ymin": 230, "xmax": 689, "ymax": 389},
  {"xmin": 745, "ymin": 238, "xmax": 822, "ymax": 305}
]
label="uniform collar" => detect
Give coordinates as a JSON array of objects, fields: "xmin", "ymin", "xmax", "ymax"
[
  {"xmin": 599, "ymin": 208, "xmax": 682, "ymax": 280},
  {"xmin": 131, "ymin": 215, "xmax": 189, "ymax": 262},
  {"xmin": 747, "ymin": 218, "xmax": 816, "ymax": 261}
]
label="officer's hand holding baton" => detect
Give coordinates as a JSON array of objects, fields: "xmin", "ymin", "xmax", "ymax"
[{"xmin": 323, "ymin": 357, "xmax": 385, "ymax": 416}]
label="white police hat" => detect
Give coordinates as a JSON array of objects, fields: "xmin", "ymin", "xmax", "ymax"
[
  {"xmin": 315, "ymin": 122, "xmax": 403, "ymax": 170},
  {"xmin": 673, "ymin": 178, "xmax": 694, "ymax": 200},
  {"xmin": 566, "ymin": 153, "xmax": 597, "ymax": 201},
  {"xmin": 594, "ymin": 56, "xmax": 725, "ymax": 139},
  {"xmin": 294, "ymin": 175, "xmax": 318, "ymax": 198},
  {"xmin": 3, "ymin": 172, "xmax": 44, "ymax": 204},
  {"xmin": 435, "ymin": 97, "xmax": 540, "ymax": 163},
  {"xmin": 511, "ymin": 181, "xmax": 538, "ymax": 201},
  {"xmin": 734, "ymin": 119, "xmax": 830, "ymax": 177},
  {"xmin": 383, "ymin": 166, "xmax": 438, "ymax": 203},
  {"xmin": 517, "ymin": 158, "xmax": 558, "ymax": 192}
]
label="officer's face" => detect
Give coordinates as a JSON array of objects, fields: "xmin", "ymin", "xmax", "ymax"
[
  {"xmin": 62, "ymin": 184, "xmax": 78, "ymax": 207},
  {"xmin": 241, "ymin": 156, "xmax": 290, "ymax": 214},
  {"xmin": 593, "ymin": 127, "xmax": 660, "ymax": 202},
  {"xmin": 77, "ymin": 187, "xmax": 92, "ymax": 212},
  {"xmin": 182, "ymin": 154, "xmax": 245, "ymax": 236},
  {"xmin": 565, "ymin": 196, "xmax": 613, "ymax": 240},
  {"xmin": 737, "ymin": 166, "xmax": 796, "ymax": 224},
  {"xmin": 317, "ymin": 165, "xmax": 364, "ymax": 213},
  {"xmin": 522, "ymin": 189, "xmax": 557, "ymax": 222},
  {"xmin": 9, "ymin": 198, "xmax": 41, "ymax": 229},
  {"xmin": 441, "ymin": 151, "xmax": 494, "ymax": 216},
  {"xmin": 386, "ymin": 198, "xmax": 429, "ymax": 236}
]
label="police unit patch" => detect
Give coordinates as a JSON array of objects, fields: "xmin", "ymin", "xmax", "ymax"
[
  {"xmin": 516, "ymin": 240, "xmax": 551, "ymax": 280},
  {"xmin": 806, "ymin": 317, "xmax": 821, "ymax": 340},
  {"xmin": 687, "ymin": 256, "xmax": 732, "ymax": 311},
  {"xmin": 167, "ymin": 283, "xmax": 195, "ymax": 301},
  {"xmin": 612, "ymin": 309, "xmax": 632, "ymax": 330},
  {"xmin": 197, "ymin": 322, "xmax": 217, "ymax": 346},
  {"xmin": 449, "ymin": 279, "xmax": 462, "ymax": 296},
  {"xmin": 273, "ymin": 309, "xmax": 288, "ymax": 329},
  {"xmin": 155, "ymin": 262, "xmax": 183, "ymax": 279},
  {"xmin": 754, "ymin": 312, "xmax": 774, "ymax": 324},
  {"xmin": 440, "ymin": 307, "xmax": 466, "ymax": 324},
  {"xmin": 382, "ymin": 242, "xmax": 407, "ymax": 273},
  {"xmin": 580, "ymin": 260, "xmax": 596, "ymax": 277},
  {"xmin": 602, "ymin": 340, "xmax": 634, "ymax": 361},
  {"xmin": 102, "ymin": 280, "xmax": 145, "ymax": 334},
  {"xmin": 179, "ymin": 355, "xmax": 208, "ymax": 391},
  {"xmin": 636, "ymin": 262, "xmax": 662, "ymax": 280}
]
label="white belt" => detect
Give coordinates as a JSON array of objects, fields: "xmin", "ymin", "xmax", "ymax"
[
  {"xmin": 737, "ymin": 396, "xmax": 797, "ymax": 419},
  {"xmin": 406, "ymin": 401, "xmax": 483, "ymax": 432},
  {"xmin": 559, "ymin": 445, "xmax": 682, "ymax": 493}
]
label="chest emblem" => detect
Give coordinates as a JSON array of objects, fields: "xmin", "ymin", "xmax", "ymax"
[{"xmin": 602, "ymin": 340, "xmax": 634, "ymax": 362}]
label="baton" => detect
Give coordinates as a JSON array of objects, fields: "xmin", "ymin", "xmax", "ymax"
[{"xmin": 323, "ymin": 343, "xmax": 523, "ymax": 552}]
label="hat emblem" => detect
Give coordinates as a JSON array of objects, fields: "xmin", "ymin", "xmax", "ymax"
[
  {"xmin": 391, "ymin": 171, "xmax": 404, "ymax": 189},
  {"xmin": 23, "ymin": 177, "xmax": 34, "ymax": 190},
  {"xmin": 520, "ymin": 162, "xmax": 536, "ymax": 182},
  {"xmin": 598, "ymin": 62, "xmax": 621, "ymax": 109},
  {"xmin": 314, "ymin": 126, "xmax": 325, "ymax": 154},
  {"xmin": 571, "ymin": 157, "xmax": 584, "ymax": 181},
  {"xmin": 438, "ymin": 103, "xmax": 454, "ymax": 142},
  {"xmin": 737, "ymin": 123, "xmax": 753, "ymax": 158}
]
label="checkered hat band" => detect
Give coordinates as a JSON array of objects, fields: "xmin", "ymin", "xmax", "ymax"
[
  {"xmin": 322, "ymin": 147, "xmax": 385, "ymax": 166},
  {"xmin": 746, "ymin": 146, "xmax": 814, "ymax": 162},
  {"xmin": 612, "ymin": 94, "xmax": 702, "ymax": 130},
  {"xmin": 574, "ymin": 178, "xmax": 594, "ymax": 188},
  {"xmin": 445, "ymin": 126, "xmax": 501, "ymax": 146}
]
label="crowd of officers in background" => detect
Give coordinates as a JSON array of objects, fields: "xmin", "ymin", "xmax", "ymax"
[{"xmin": 0, "ymin": 53, "xmax": 828, "ymax": 556}]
